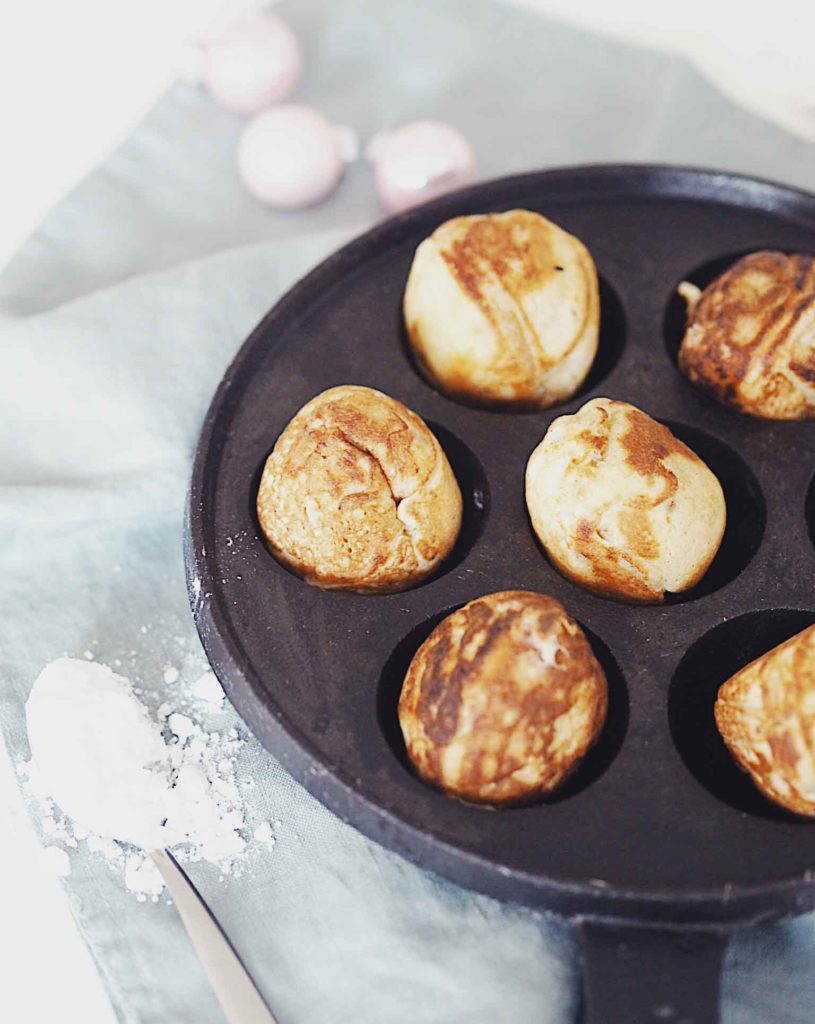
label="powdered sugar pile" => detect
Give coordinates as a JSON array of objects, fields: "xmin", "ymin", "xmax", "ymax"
[{"xmin": 22, "ymin": 657, "xmax": 277, "ymax": 900}]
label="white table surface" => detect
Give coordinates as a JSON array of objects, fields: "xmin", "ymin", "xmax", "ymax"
[{"xmin": 1, "ymin": 0, "xmax": 813, "ymax": 1019}]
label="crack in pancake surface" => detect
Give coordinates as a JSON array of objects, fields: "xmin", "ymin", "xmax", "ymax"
[{"xmin": 257, "ymin": 385, "xmax": 462, "ymax": 592}]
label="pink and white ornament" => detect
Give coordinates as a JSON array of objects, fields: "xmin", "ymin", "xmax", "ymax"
[
  {"xmin": 366, "ymin": 120, "xmax": 477, "ymax": 214},
  {"xmin": 200, "ymin": 10, "xmax": 303, "ymax": 116},
  {"xmin": 238, "ymin": 105, "xmax": 358, "ymax": 209}
]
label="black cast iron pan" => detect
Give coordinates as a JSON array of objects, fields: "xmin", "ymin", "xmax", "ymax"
[{"xmin": 185, "ymin": 165, "xmax": 815, "ymax": 1023}]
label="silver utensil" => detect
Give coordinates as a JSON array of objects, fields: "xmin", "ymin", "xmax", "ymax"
[{"xmin": 151, "ymin": 849, "xmax": 278, "ymax": 1024}]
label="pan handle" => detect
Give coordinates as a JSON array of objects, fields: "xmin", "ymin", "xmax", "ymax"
[{"xmin": 576, "ymin": 918, "xmax": 729, "ymax": 1024}]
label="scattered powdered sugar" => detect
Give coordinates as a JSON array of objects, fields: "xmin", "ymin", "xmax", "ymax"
[
  {"xmin": 86, "ymin": 833, "xmax": 123, "ymax": 862},
  {"xmin": 40, "ymin": 845, "xmax": 72, "ymax": 877},
  {"xmin": 167, "ymin": 712, "xmax": 197, "ymax": 745},
  {"xmin": 190, "ymin": 670, "xmax": 225, "ymax": 710},
  {"xmin": 125, "ymin": 853, "xmax": 164, "ymax": 901},
  {"xmin": 252, "ymin": 821, "xmax": 276, "ymax": 845},
  {"xmin": 22, "ymin": 656, "xmax": 275, "ymax": 899}
]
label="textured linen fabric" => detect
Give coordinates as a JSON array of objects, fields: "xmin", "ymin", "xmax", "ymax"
[{"xmin": 2, "ymin": 1, "xmax": 815, "ymax": 1021}]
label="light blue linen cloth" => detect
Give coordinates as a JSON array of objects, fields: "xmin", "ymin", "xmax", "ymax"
[{"xmin": 2, "ymin": 1, "xmax": 815, "ymax": 1021}]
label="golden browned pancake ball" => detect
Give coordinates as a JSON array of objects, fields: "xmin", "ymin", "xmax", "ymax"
[
  {"xmin": 678, "ymin": 251, "xmax": 815, "ymax": 419},
  {"xmin": 403, "ymin": 210, "xmax": 599, "ymax": 408},
  {"xmin": 525, "ymin": 398, "xmax": 726, "ymax": 602},
  {"xmin": 715, "ymin": 625, "xmax": 815, "ymax": 816},
  {"xmin": 398, "ymin": 591, "xmax": 607, "ymax": 805},
  {"xmin": 256, "ymin": 385, "xmax": 462, "ymax": 592}
]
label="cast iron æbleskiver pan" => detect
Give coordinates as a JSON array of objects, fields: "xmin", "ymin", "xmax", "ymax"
[{"xmin": 185, "ymin": 164, "xmax": 815, "ymax": 1023}]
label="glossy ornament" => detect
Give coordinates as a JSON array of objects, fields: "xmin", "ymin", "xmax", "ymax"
[
  {"xmin": 367, "ymin": 120, "xmax": 477, "ymax": 213},
  {"xmin": 201, "ymin": 10, "xmax": 302, "ymax": 116},
  {"xmin": 238, "ymin": 105, "xmax": 357, "ymax": 209}
]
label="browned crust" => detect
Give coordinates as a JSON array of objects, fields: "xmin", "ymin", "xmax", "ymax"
[
  {"xmin": 544, "ymin": 539, "xmax": 661, "ymax": 604},
  {"xmin": 256, "ymin": 385, "xmax": 462, "ymax": 592},
  {"xmin": 405, "ymin": 210, "xmax": 599, "ymax": 408},
  {"xmin": 715, "ymin": 624, "xmax": 815, "ymax": 817},
  {"xmin": 398, "ymin": 591, "xmax": 608, "ymax": 805},
  {"xmin": 678, "ymin": 251, "xmax": 815, "ymax": 420},
  {"xmin": 439, "ymin": 213, "xmax": 566, "ymax": 341},
  {"xmin": 619, "ymin": 407, "xmax": 689, "ymax": 483}
]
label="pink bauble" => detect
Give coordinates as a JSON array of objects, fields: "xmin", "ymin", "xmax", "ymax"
[
  {"xmin": 238, "ymin": 105, "xmax": 356, "ymax": 209},
  {"xmin": 202, "ymin": 11, "xmax": 302, "ymax": 116},
  {"xmin": 367, "ymin": 121, "xmax": 477, "ymax": 214}
]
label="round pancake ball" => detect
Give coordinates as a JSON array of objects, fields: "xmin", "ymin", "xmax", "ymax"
[
  {"xmin": 716, "ymin": 624, "xmax": 815, "ymax": 816},
  {"xmin": 678, "ymin": 251, "xmax": 815, "ymax": 419},
  {"xmin": 398, "ymin": 591, "xmax": 608, "ymax": 805},
  {"xmin": 257, "ymin": 385, "xmax": 462, "ymax": 592},
  {"xmin": 403, "ymin": 210, "xmax": 599, "ymax": 408},
  {"xmin": 525, "ymin": 398, "xmax": 726, "ymax": 602}
]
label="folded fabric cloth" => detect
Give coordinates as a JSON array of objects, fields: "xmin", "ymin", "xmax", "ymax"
[{"xmin": 3, "ymin": 1, "xmax": 815, "ymax": 1021}]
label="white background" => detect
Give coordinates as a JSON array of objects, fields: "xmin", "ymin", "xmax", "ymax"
[{"xmin": 1, "ymin": 1, "xmax": 814, "ymax": 1020}]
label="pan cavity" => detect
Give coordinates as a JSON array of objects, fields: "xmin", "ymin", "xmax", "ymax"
[
  {"xmin": 575, "ymin": 276, "xmax": 627, "ymax": 399},
  {"xmin": 377, "ymin": 610, "xmax": 628, "ymax": 806},
  {"xmin": 424, "ymin": 422, "xmax": 490, "ymax": 578},
  {"xmin": 668, "ymin": 609, "xmax": 815, "ymax": 821},
  {"xmin": 399, "ymin": 275, "xmax": 627, "ymax": 411},
  {"xmin": 661, "ymin": 423, "xmax": 765, "ymax": 603}
]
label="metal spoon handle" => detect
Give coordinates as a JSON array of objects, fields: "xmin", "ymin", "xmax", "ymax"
[{"xmin": 151, "ymin": 849, "xmax": 278, "ymax": 1024}]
